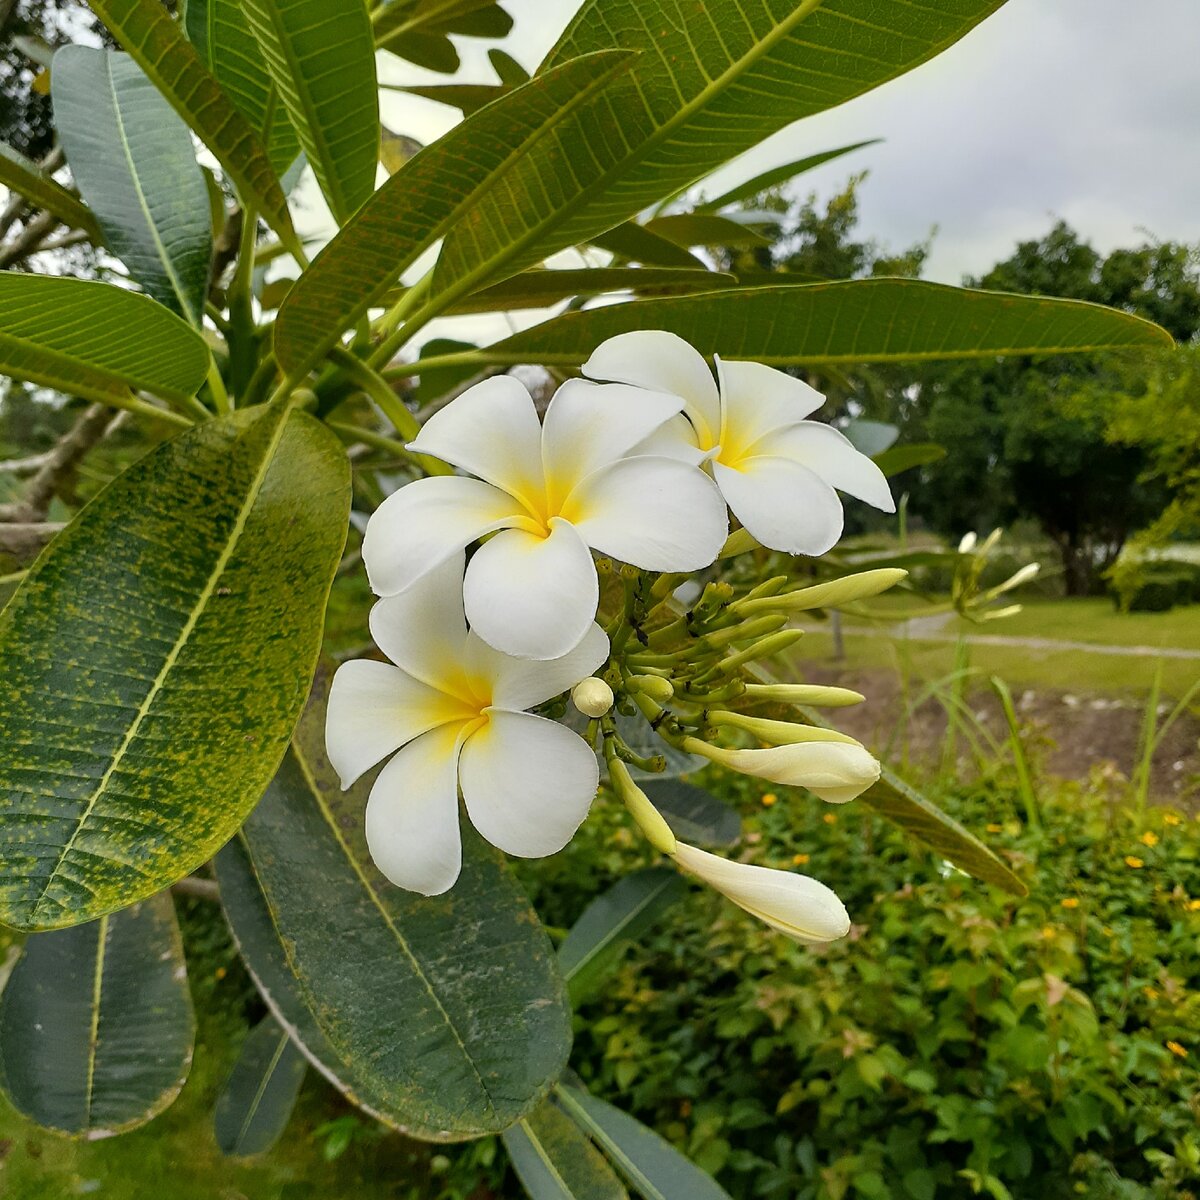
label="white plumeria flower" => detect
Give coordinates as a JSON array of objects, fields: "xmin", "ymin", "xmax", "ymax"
[
  {"xmin": 325, "ymin": 555, "xmax": 609, "ymax": 896},
  {"xmin": 362, "ymin": 375, "xmax": 728, "ymax": 660},
  {"xmin": 582, "ymin": 330, "xmax": 896, "ymax": 556},
  {"xmin": 672, "ymin": 842, "xmax": 850, "ymax": 944}
]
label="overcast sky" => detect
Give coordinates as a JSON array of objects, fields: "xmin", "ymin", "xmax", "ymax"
[{"xmin": 376, "ymin": 0, "xmax": 1200, "ymax": 285}]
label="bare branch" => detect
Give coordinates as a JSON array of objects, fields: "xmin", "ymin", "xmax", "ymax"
[
  {"xmin": 0, "ymin": 522, "xmax": 63, "ymax": 559},
  {"xmin": 0, "ymin": 209, "xmax": 62, "ymax": 268},
  {"xmin": 171, "ymin": 876, "xmax": 221, "ymax": 902}
]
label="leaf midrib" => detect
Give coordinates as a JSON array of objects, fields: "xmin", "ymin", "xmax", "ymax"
[
  {"xmin": 554, "ymin": 1086, "xmax": 664, "ymax": 1200},
  {"xmin": 28, "ymin": 408, "xmax": 292, "ymax": 925},
  {"xmin": 290, "ymin": 743, "xmax": 498, "ymax": 1123},
  {"xmin": 82, "ymin": 914, "xmax": 109, "ymax": 1127},
  {"xmin": 104, "ymin": 55, "xmax": 200, "ymax": 326},
  {"xmin": 563, "ymin": 874, "xmax": 677, "ymax": 986},
  {"xmin": 236, "ymin": 1027, "xmax": 292, "ymax": 1151}
]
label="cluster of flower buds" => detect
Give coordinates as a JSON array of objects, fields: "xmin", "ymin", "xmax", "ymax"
[
  {"xmin": 954, "ymin": 528, "xmax": 1041, "ymax": 621},
  {"xmin": 327, "ymin": 330, "xmax": 901, "ymax": 944}
]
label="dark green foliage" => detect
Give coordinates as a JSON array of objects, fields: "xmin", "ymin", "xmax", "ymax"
[
  {"xmin": 518, "ymin": 777, "xmax": 1200, "ymax": 1200},
  {"xmin": 1119, "ymin": 561, "xmax": 1200, "ymax": 613}
]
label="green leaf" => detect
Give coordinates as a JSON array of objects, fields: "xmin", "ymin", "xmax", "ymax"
[
  {"xmin": 426, "ymin": 267, "xmax": 735, "ymax": 316},
  {"xmin": 642, "ymin": 214, "xmax": 770, "ymax": 249},
  {"xmin": 555, "ymin": 1083, "xmax": 732, "ymax": 1200},
  {"xmin": 558, "ymin": 868, "xmax": 687, "ymax": 1004},
  {"xmin": 383, "ymin": 30, "xmax": 460, "ymax": 73},
  {"xmin": 238, "ymin": 0, "xmax": 379, "ymax": 224},
  {"xmin": 274, "ymin": 51, "xmax": 634, "ymax": 378},
  {"xmin": 503, "ymin": 1100, "xmax": 630, "ymax": 1200},
  {"xmin": 861, "ymin": 767, "xmax": 1028, "ymax": 896},
  {"xmin": 0, "ymin": 141, "xmax": 102, "ymax": 240},
  {"xmin": 234, "ymin": 661, "xmax": 572, "ymax": 1140},
  {"xmin": 394, "ymin": 81, "xmax": 507, "ymax": 115},
  {"xmin": 373, "ymin": 0, "xmax": 511, "ymax": 51},
  {"xmin": 83, "ymin": 0, "xmax": 298, "ymax": 251},
  {"xmin": 479, "ymin": 281, "xmax": 1176, "ymax": 368},
  {"xmin": 489, "ymin": 48, "xmax": 529, "ymax": 86},
  {"xmin": 214, "ymin": 836, "xmax": 408, "ymax": 1126},
  {"xmin": 742, "ymin": 662, "xmax": 1027, "ymax": 896},
  {"xmin": 213, "ymin": 1015, "xmax": 307, "ymax": 1157},
  {"xmin": 429, "ymin": 0, "xmax": 1011, "ymax": 299},
  {"xmin": 873, "ymin": 443, "xmax": 946, "ymax": 478},
  {"xmin": 0, "ymin": 402, "xmax": 350, "ymax": 931},
  {"xmin": 0, "ymin": 894, "xmax": 194, "ymax": 1136},
  {"xmin": 843, "ymin": 419, "xmax": 899, "ymax": 456},
  {"xmin": 0, "ymin": 273, "xmax": 209, "ymax": 413},
  {"xmin": 185, "ymin": 0, "xmax": 300, "ymax": 177},
  {"xmin": 694, "ymin": 140, "xmax": 881, "ymax": 212},
  {"xmin": 640, "ymin": 780, "xmax": 741, "ymax": 848},
  {"xmin": 53, "ymin": 47, "xmax": 212, "ymax": 326},
  {"xmin": 590, "ymin": 222, "xmax": 704, "ymax": 268}
]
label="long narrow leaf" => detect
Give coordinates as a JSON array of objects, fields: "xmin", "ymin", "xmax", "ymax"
[
  {"xmin": 53, "ymin": 47, "xmax": 212, "ymax": 325},
  {"xmin": 274, "ymin": 51, "xmax": 633, "ymax": 377},
  {"xmin": 83, "ymin": 0, "xmax": 298, "ymax": 251},
  {"xmin": 503, "ymin": 1101, "xmax": 630, "ymax": 1200},
  {"xmin": 238, "ymin": 0, "xmax": 379, "ymax": 223},
  {"xmin": 0, "ymin": 141, "xmax": 101, "ymax": 239},
  {"xmin": 0, "ymin": 402, "xmax": 351, "ymax": 930}
]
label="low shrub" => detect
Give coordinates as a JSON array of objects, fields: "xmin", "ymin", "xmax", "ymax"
[{"xmin": 520, "ymin": 771, "xmax": 1200, "ymax": 1200}]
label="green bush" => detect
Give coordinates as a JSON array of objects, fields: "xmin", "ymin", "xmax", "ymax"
[
  {"xmin": 521, "ymin": 773, "xmax": 1200, "ymax": 1200},
  {"xmin": 1117, "ymin": 561, "xmax": 1200, "ymax": 612}
]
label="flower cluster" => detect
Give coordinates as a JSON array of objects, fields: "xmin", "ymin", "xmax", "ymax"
[{"xmin": 327, "ymin": 331, "xmax": 898, "ymax": 943}]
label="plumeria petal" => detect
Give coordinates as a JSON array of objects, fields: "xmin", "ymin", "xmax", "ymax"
[
  {"xmin": 325, "ymin": 659, "xmax": 461, "ymax": 789},
  {"xmin": 541, "ymin": 379, "xmax": 684, "ymax": 497},
  {"xmin": 459, "ymin": 711, "xmax": 598, "ymax": 857},
  {"xmin": 368, "ymin": 552, "xmax": 472, "ymax": 693},
  {"xmin": 712, "ymin": 456, "xmax": 844, "ymax": 556},
  {"xmin": 582, "ymin": 330, "xmax": 722, "ymax": 448},
  {"xmin": 463, "ymin": 518, "xmax": 598, "ymax": 660},
  {"xmin": 407, "ymin": 375, "xmax": 546, "ymax": 511},
  {"xmin": 566, "ymin": 455, "xmax": 728, "ymax": 571},
  {"xmin": 672, "ymin": 843, "xmax": 850, "ymax": 944},
  {"xmin": 362, "ymin": 475, "xmax": 521, "ymax": 597},
  {"xmin": 752, "ymin": 421, "xmax": 896, "ymax": 512},
  {"xmin": 689, "ymin": 739, "xmax": 881, "ymax": 803},
  {"xmin": 364, "ymin": 722, "xmax": 467, "ymax": 896},
  {"xmin": 627, "ymin": 413, "xmax": 706, "ymax": 464},
  {"xmin": 467, "ymin": 622, "xmax": 610, "ymax": 712},
  {"xmin": 715, "ymin": 357, "xmax": 825, "ymax": 457}
]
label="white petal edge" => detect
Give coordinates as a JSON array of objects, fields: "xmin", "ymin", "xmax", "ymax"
[
  {"xmin": 469, "ymin": 621, "xmax": 610, "ymax": 712},
  {"xmin": 541, "ymin": 378, "xmax": 685, "ymax": 500},
  {"xmin": 368, "ymin": 552, "xmax": 471, "ymax": 692},
  {"xmin": 627, "ymin": 412, "xmax": 707, "ymax": 465},
  {"xmin": 582, "ymin": 330, "xmax": 721, "ymax": 449},
  {"xmin": 672, "ymin": 843, "xmax": 850, "ymax": 944},
  {"xmin": 712, "ymin": 455, "xmax": 844, "ymax": 557},
  {"xmin": 715, "ymin": 357, "xmax": 826, "ymax": 455},
  {"xmin": 407, "ymin": 375, "xmax": 546, "ymax": 512},
  {"xmin": 325, "ymin": 658, "xmax": 458, "ymax": 789},
  {"xmin": 753, "ymin": 421, "xmax": 896, "ymax": 512},
  {"xmin": 463, "ymin": 518, "xmax": 599, "ymax": 660},
  {"xmin": 362, "ymin": 475, "xmax": 521, "ymax": 597},
  {"xmin": 459, "ymin": 711, "xmax": 598, "ymax": 858},
  {"xmin": 566, "ymin": 455, "xmax": 729, "ymax": 571},
  {"xmin": 364, "ymin": 723, "xmax": 466, "ymax": 896}
]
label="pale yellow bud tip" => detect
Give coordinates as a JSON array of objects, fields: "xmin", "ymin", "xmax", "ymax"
[{"xmin": 571, "ymin": 677, "xmax": 614, "ymax": 718}]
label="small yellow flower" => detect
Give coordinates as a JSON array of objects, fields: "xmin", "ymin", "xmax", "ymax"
[
  {"xmin": 761, "ymin": 792, "xmax": 778, "ymax": 807},
  {"xmin": 792, "ymin": 853, "xmax": 810, "ymax": 866},
  {"xmin": 1186, "ymin": 899, "xmax": 1200, "ymax": 912},
  {"xmin": 215, "ymin": 966, "xmax": 227, "ymax": 980},
  {"xmin": 986, "ymin": 823, "xmax": 1003, "ymax": 834},
  {"xmin": 1125, "ymin": 856, "xmax": 1144, "ymax": 869},
  {"xmin": 1060, "ymin": 897, "xmax": 1079, "ymax": 909},
  {"xmin": 1167, "ymin": 1041, "xmax": 1188, "ymax": 1059},
  {"xmin": 1163, "ymin": 812, "xmax": 1182, "ymax": 826},
  {"xmin": 1140, "ymin": 831, "xmax": 1159, "ymax": 847},
  {"xmin": 1040, "ymin": 925, "xmax": 1056, "ymax": 939},
  {"xmin": 823, "ymin": 812, "xmax": 837, "ymax": 825},
  {"xmin": 1144, "ymin": 986, "xmax": 1159, "ymax": 1000}
]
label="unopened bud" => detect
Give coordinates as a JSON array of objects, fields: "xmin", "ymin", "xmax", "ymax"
[
  {"xmin": 609, "ymin": 757, "xmax": 676, "ymax": 854},
  {"xmin": 743, "ymin": 683, "xmax": 865, "ymax": 708},
  {"xmin": 571, "ymin": 677, "xmax": 614, "ymax": 718},
  {"xmin": 957, "ymin": 531, "xmax": 977, "ymax": 554},
  {"xmin": 719, "ymin": 527, "xmax": 760, "ymax": 558},
  {"xmin": 709, "ymin": 711, "xmax": 860, "ymax": 747},
  {"xmin": 628, "ymin": 674, "xmax": 674, "ymax": 704},
  {"xmin": 989, "ymin": 562, "xmax": 1039, "ymax": 597},
  {"xmin": 738, "ymin": 569, "xmax": 907, "ymax": 616}
]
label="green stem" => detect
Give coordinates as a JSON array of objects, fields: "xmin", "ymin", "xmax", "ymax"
[
  {"xmin": 205, "ymin": 357, "xmax": 231, "ymax": 416},
  {"xmin": 227, "ymin": 206, "xmax": 260, "ymax": 398}
]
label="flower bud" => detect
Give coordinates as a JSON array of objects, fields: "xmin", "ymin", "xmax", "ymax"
[
  {"xmin": 628, "ymin": 674, "xmax": 674, "ymax": 704},
  {"xmin": 990, "ymin": 562, "xmax": 1040, "ymax": 597},
  {"xmin": 609, "ymin": 756, "xmax": 676, "ymax": 854},
  {"xmin": 743, "ymin": 683, "xmax": 865, "ymax": 708},
  {"xmin": 671, "ymin": 842, "xmax": 850, "ymax": 944},
  {"xmin": 709, "ymin": 711, "xmax": 860, "ymax": 746},
  {"xmin": 957, "ymin": 531, "xmax": 977, "ymax": 554},
  {"xmin": 738, "ymin": 569, "xmax": 907, "ymax": 615},
  {"xmin": 571, "ymin": 677, "xmax": 614, "ymax": 718},
  {"xmin": 682, "ymin": 737, "xmax": 880, "ymax": 804}
]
